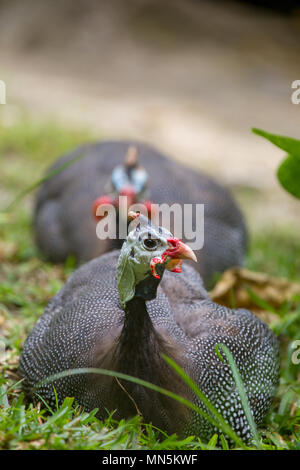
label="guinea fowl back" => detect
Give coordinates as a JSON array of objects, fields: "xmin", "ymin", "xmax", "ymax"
[
  {"xmin": 34, "ymin": 140, "xmax": 248, "ymax": 286},
  {"xmin": 19, "ymin": 242, "xmax": 279, "ymax": 442}
]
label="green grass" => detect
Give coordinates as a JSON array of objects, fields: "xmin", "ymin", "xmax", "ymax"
[
  {"xmin": 0, "ymin": 118, "xmax": 299, "ymax": 450},
  {"xmin": 0, "ymin": 116, "xmax": 94, "ymax": 209},
  {"xmin": 246, "ymin": 229, "xmax": 300, "ymax": 282}
]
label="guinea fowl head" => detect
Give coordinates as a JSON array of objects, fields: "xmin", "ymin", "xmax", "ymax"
[
  {"xmin": 117, "ymin": 211, "xmax": 197, "ymax": 308},
  {"xmin": 92, "ymin": 146, "xmax": 157, "ymax": 222}
]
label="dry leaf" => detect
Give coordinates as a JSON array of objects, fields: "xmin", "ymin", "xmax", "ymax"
[{"xmin": 210, "ymin": 268, "xmax": 300, "ymax": 324}]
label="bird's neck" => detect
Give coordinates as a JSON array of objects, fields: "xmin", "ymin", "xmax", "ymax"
[
  {"xmin": 117, "ymin": 295, "xmax": 162, "ymax": 381},
  {"xmin": 108, "ymin": 280, "xmax": 191, "ymax": 434},
  {"xmin": 117, "ymin": 269, "xmax": 164, "ymax": 372}
]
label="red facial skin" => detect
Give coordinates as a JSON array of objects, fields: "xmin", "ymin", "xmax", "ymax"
[
  {"xmin": 150, "ymin": 239, "xmax": 184, "ymax": 279},
  {"xmin": 128, "ymin": 212, "xmax": 195, "ymax": 279},
  {"xmin": 92, "ymin": 195, "xmax": 116, "ymax": 221},
  {"xmin": 93, "ymin": 191, "xmax": 157, "ymax": 222},
  {"xmin": 143, "ymin": 200, "xmax": 158, "ymax": 219},
  {"xmin": 150, "ymin": 238, "xmax": 197, "ymax": 279},
  {"xmin": 119, "ymin": 185, "xmax": 137, "ymax": 209},
  {"xmin": 164, "ymin": 238, "xmax": 184, "ymax": 258}
]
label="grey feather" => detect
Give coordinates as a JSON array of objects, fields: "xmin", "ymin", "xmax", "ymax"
[{"xmin": 19, "ymin": 250, "xmax": 279, "ymax": 442}]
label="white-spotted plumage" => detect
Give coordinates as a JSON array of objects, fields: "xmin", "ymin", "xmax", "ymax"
[{"xmin": 19, "ymin": 243, "xmax": 279, "ymax": 443}]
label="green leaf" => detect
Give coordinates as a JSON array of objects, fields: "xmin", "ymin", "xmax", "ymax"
[
  {"xmin": 277, "ymin": 154, "xmax": 300, "ymax": 199},
  {"xmin": 252, "ymin": 128, "xmax": 300, "ymax": 159}
]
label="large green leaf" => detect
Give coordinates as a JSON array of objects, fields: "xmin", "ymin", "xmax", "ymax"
[
  {"xmin": 252, "ymin": 127, "xmax": 300, "ymax": 200},
  {"xmin": 277, "ymin": 154, "xmax": 300, "ymax": 199},
  {"xmin": 252, "ymin": 128, "xmax": 300, "ymax": 159}
]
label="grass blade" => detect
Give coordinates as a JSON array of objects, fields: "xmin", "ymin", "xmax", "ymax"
[
  {"xmin": 35, "ymin": 366, "xmax": 247, "ymax": 448},
  {"xmin": 162, "ymin": 355, "xmax": 247, "ymax": 447},
  {"xmin": 216, "ymin": 343, "xmax": 262, "ymax": 449},
  {"xmin": 0, "ymin": 378, "xmax": 24, "ymax": 403}
]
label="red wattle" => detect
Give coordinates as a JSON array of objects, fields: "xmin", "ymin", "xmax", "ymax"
[
  {"xmin": 92, "ymin": 195, "xmax": 115, "ymax": 221},
  {"xmin": 119, "ymin": 185, "xmax": 137, "ymax": 209},
  {"xmin": 142, "ymin": 200, "xmax": 158, "ymax": 220}
]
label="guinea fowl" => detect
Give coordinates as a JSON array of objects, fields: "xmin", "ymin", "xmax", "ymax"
[
  {"xmin": 34, "ymin": 139, "xmax": 247, "ymax": 286},
  {"xmin": 20, "ymin": 212, "xmax": 279, "ymax": 443}
]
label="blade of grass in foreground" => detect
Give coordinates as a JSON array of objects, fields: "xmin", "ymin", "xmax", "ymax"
[
  {"xmin": 2, "ymin": 152, "xmax": 84, "ymax": 213},
  {"xmin": 0, "ymin": 378, "xmax": 24, "ymax": 403},
  {"xmin": 215, "ymin": 343, "xmax": 262, "ymax": 449},
  {"xmin": 162, "ymin": 355, "xmax": 254, "ymax": 448},
  {"xmin": 35, "ymin": 367, "xmax": 247, "ymax": 448}
]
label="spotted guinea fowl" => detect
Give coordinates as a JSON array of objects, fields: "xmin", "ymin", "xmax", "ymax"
[
  {"xmin": 34, "ymin": 139, "xmax": 247, "ymax": 286},
  {"xmin": 20, "ymin": 212, "xmax": 279, "ymax": 443}
]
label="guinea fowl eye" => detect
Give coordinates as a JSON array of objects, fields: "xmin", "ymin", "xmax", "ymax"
[{"xmin": 143, "ymin": 238, "xmax": 158, "ymax": 250}]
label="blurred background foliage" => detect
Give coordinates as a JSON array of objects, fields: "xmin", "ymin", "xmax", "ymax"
[{"xmin": 1, "ymin": 0, "xmax": 300, "ymax": 234}]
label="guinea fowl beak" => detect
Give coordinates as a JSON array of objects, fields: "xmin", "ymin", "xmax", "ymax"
[
  {"xmin": 150, "ymin": 238, "xmax": 197, "ymax": 279},
  {"xmin": 166, "ymin": 238, "xmax": 197, "ymax": 262}
]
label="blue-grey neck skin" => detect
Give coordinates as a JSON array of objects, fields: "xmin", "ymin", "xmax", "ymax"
[{"xmin": 112, "ymin": 165, "xmax": 148, "ymax": 194}]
